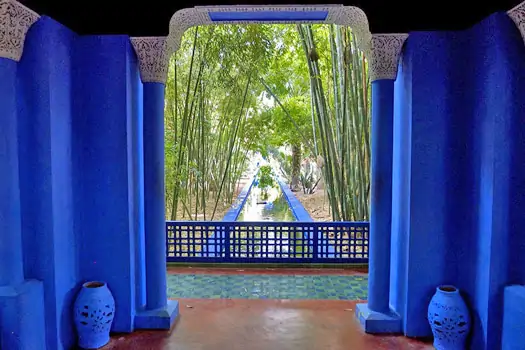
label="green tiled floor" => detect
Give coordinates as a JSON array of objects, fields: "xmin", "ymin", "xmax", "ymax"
[{"xmin": 167, "ymin": 274, "xmax": 368, "ymax": 300}]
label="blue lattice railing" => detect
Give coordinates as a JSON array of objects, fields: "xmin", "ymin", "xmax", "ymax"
[{"xmin": 166, "ymin": 221, "xmax": 369, "ymax": 264}]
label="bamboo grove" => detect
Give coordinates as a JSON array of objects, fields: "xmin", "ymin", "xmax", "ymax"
[{"xmin": 165, "ymin": 24, "xmax": 371, "ymax": 222}]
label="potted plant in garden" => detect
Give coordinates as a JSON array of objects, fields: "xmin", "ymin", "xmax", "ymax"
[{"xmin": 257, "ymin": 165, "xmax": 275, "ymax": 201}]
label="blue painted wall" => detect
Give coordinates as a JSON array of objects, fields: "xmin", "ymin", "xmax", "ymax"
[
  {"xmin": 0, "ymin": 59, "xmax": 23, "ymax": 286},
  {"xmin": 392, "ymin": 12, "xmax": 525, "ymax": 348},
  {"xmin": 390, "ymin": 47, "xmax": 411, "ymax": 324},
  {"xmin": 73, "ymin": 35, "xmax": 143, "ymax": 332},
  {"xmin": 16, "ymin": 16, "xmax": 145, "ymax": 347},
  {"xmin": 502, "ymin": 286, "xmax": 525, "ymax": 349},
  {"xmin": 17, "ymin": 16, "xmax": 78, "ymax": 349},
  {"xmin": 470, "ymin": 13, "xmax": 525, "ymax": 348},
  {"xmin": 3, "ymin": 7, "xmax": 147, "ymax": 348}
]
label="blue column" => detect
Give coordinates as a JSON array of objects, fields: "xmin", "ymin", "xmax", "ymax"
[
  {"xmin": 356, "ymin": 78, "xmax": 401, "ymax": 334},
  {"xmin": 143, "ymin": 82, "xmax": 167, "ymax": 310},
  {"xmin": 368, "ymin": 80, "xmax": 394, "ymax": 313},
  {"xmin": 132, "ymin": 38, "xmax": 178, "ymax": 330},
  {"xmin": 0, "ymin": 58, "xmax": 24, "ymax": 286}
]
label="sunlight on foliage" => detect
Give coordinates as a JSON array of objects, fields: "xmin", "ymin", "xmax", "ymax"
[{"xmin": 165, "ymin": 24, "xmax": 370, "ymax": 221}]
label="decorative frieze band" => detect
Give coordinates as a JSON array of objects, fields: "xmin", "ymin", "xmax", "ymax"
[
  {"xmin": 369, "ymin": 34, "xmax": 409, "ymax": 82},
  {"xmin": 508, "ymin": 1, "xmax": 525, "ymax": 45},
  {"xmin": 167, "ymin": 5, "xmax": 372, "ymax": 55},
  {"xmin": 0, "ymin": 0, "xmax": 39, "ymax": 62},
  {"xmin": 130, "ymin": 37, "xmax": 169, "ymax": 84}
]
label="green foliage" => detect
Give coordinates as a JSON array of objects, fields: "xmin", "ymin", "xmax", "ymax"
[
  {"xmin": 245, "ymin": 26, "xmax": 314, "ymax": 157},
  {"xmin": 165, "ymin": 23, "xmax": 370, "ymax": 222},
  {"xmin": 256, "ymin": 165, "xmax": 275, "ymax": 193},
  {"xmin": 266, "ymin": 147, "xmax": 292, "ymax": 182},
  {"xmin": 299, "ymin": 159, "xmax": 321, "ymax": 194},
  {"xmin": 165, "ymin": 25, "xmax": 272, "ymax": 220},
  {"xmin": 297, "ymin": 24, "xmax": 371, "ymax": 221}
]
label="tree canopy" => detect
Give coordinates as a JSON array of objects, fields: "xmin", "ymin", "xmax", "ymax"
[{"xmin": 164, "ymin": 23, "xmax": 371, "ymax": 222}]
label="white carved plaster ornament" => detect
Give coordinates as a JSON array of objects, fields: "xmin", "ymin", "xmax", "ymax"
[
  {"xmin": 166, "ymin": 5, "xmax": 373, "ymax": 55},
  {"xmin": 0, "ymin": 0, "xmax": 40, "ymax": 62},
  {"xmin": 508, "ymin": 0, "xmax": 525, "ymax": 45},
  {"xmin": 130, "ymin": 37, "xmax": 169, "ymax": 84},
  {"xmin": 369, "ymin": 34, "xmax": 409, "ymax": 82},
  {"xmin": 134, "ymin": 5, "xmax": 410, "ymax": 84}
]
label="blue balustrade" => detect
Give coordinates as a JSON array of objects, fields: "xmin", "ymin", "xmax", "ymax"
[{"xmin": 166, "ymin": 221, "xmax": 369, "ymax": 264}]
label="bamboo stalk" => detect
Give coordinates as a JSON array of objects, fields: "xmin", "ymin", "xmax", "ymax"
[
  {"xmin": 297, "ymin": 24, "xmax": 370, "ymax": 221},
  {"xmin": 210, "ymin": 75, "xmax": 252, "ymax": 220}
]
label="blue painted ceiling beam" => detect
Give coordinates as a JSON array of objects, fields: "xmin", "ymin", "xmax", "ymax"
[{"xmin": 208, "ymin": 11, "xmax": 329, "ymax": 22}]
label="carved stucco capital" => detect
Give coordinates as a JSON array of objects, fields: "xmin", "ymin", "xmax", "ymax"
[
  {"xmin": 508, "ymin": 1, "xmax": 525, "ymax": 45},
  {"xmin": 369, "ymin": 34, "xmax": 408, "ymax": 82},
  {"xmin": 130, "ymin": 36, "xmax": 169, "ymax": 84},
  {"xmin": 0, "ymin": 0, "xmax": 39, "ymax": 62},
  {"xmin": 167, "ymin": 5, "xmax": 373, "ymax": 55}
]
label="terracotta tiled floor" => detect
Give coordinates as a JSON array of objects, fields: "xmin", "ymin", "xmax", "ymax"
[
  {"xmin": 106, "ymin": 299, "xmax": 431, "ymax": 350},
  {"xmin": 105, "ymin": 268, "xmax": 431, "ymax": 350}
]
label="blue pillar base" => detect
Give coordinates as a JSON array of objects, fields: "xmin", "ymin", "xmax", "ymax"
[
  {"xmin": 135, "ymin": 300, "xmax": 179, "ymax": 330},
  {"xmin": 0, "ymin": 280, "xmax": 46, "ymax": 350},
  {"xmin": 355, "ymin": 303, "xmax": 402, "ymax": 334}
]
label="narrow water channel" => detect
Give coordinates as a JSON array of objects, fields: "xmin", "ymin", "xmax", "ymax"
[
  {"xmin": 233, "ymin": 182, "xmax": 307, "ymax": 258},
  {"xmin": 236, "ymin": 184, "xmax": 296, "ymax": 222}
]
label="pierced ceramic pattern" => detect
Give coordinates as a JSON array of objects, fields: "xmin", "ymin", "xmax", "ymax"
[
  {"xmin": 427, "ymin": 286, "xmax": 471, "ymax": 350},
  {"xmin": 74, "ymin": 282, "xmax": 115, "ymax": 349}
]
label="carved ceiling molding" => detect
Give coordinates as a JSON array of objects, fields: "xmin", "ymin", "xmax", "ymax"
[
  {"xmin": 369, "ymin": 34, "xmax": 408, "ymax": 82},
  {"xmin": 130, "ymin": 37, "xmax": 169, "ymax": 84},
  {"xmin": 508, "ymin": 1, "xmax": 525, "ymax": 45},
  {"xmin": 167, "ymin": 5, "xmax": 372, "ymax": 55},
  {"xmin": 0, "ymin": 0, "xmax": 39, "ymax": 62}
]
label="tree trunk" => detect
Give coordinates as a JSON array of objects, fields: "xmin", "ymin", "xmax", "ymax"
[{"xmin": 291, "ymin": 143, "xmax": 301, "ymax": 191}]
